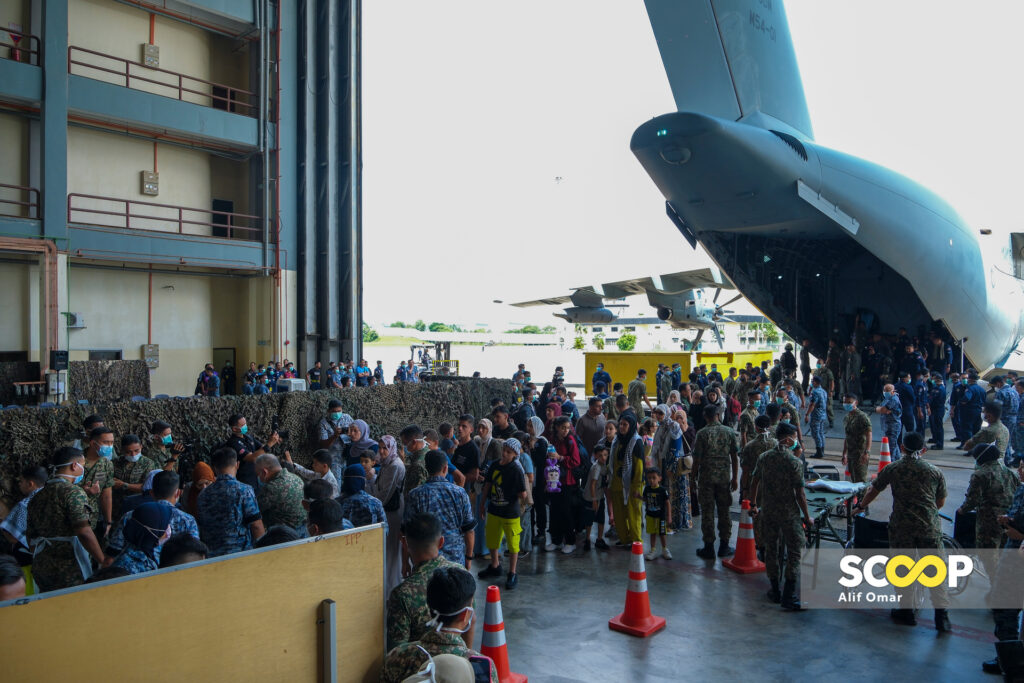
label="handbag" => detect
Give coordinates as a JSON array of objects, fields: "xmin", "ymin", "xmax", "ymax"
[{"xmin": 676, "ymin": 432, "xmax": 695, "ymax": 474}]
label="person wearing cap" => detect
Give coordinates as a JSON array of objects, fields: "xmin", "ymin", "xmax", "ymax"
[
  {"xmin": 963, "ymin": 401, "xmax": 1010, "ymax": 462},
  {"xmin": 959, "ymin": 442, "xmax": 1018, "ymax": 579},
  {"xmin": 853, "ymin": 432, "xmax": 951, "ymax": 631},
  {"xmin": 477, "ymin": 439, "xmax": 528, "ymax": 590},
  {"xmin": 693, "ymin": 404, "xmax": 740, "ymax": 559},
  {"xmin": 405, "ymin": 451, "xmax": 475, "ymax": 569},
  {"xmin": 27, "ymin": 447, "xmax": 106, "ymax": 591},
  {"xmin": 875, "ymin": 383, "xmax": 903, "ymax": 461},
  {"xmin": 338, "ymin": 463, "xmax": 387, "ymax": 530},
  {"xmin": 318, "ymin": 399, "xmax": 354, "ymax": 477},
  {"xmin": 803, "ymin": 376, "xmax": 829, "ymax": 460},
  {"xmin": 749, "ymin": 421, "xmax": 813, "ymax": 610},
  {"xmin": 382, "ymin": 567, "xmax": 498, "ymax": 683}
]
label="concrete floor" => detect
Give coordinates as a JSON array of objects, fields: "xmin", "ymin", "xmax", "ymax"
[{"xmin": 470, "ymin": 426, "xmax": 1001, "ymax": 683}]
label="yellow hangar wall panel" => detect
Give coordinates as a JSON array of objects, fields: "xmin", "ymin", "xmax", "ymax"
[
  {"xmin": 0, "ymin": 526, "xmax": 386, "ymax": 682},
  {"xmin": 68, "ymin": 0, "xmax": 250, "ymax": 103}
]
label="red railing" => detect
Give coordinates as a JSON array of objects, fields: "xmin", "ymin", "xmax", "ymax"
[
  {"xmin": 67, "ymin": 193, "xmax": 262, "ymax": 241},
  {"xmin": 0, "ymin": 183, "xmax": 40, "ymax": 219},
  {"xmin": 68, "ymin": 45, "xmax": 255, "ymax": 115},
  {"xmin": 1, "ymin": 28, "xmax": 40, "ymax": 66}
]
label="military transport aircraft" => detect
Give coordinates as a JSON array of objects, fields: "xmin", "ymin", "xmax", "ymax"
[
  {"xmin": 510, "ymin": 266, "xmax": 743, "ymax": 348},
  {"xmin": 631, "ymin": 0, "xmax": 1024, "ymax": 374}
]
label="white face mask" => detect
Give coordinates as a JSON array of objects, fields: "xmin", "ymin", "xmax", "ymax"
[
  {"xmin": 425, "ymin": 605, "xmax": 475, "ymax": 634},
  {"xmin": 125, "ymin": 453, "xmax": 141, "ymax": 463}
]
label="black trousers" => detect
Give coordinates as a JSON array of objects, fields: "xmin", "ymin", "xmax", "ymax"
[
  {"xmin": 532, "ymin": 485, "xmax": 548, "ymax": 539},
  {"xmin": 548, "ymin": 486, "xmax": 578, "ymax": 545}
]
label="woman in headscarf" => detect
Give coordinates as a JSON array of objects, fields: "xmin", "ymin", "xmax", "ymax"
[
  {"xmin": 346, "ymin": 419, "xmax": 378, "ymax": 465},
  {"xmin": 180, "ymin": 461, "xmax": 215, "ymax": 516},
  {"xmin": 526, "ymin": 416, "xmax": 550, "ymax": 547},
  {"xmin": 596, "ymin": 419, "xmax": 619, "ymax": 532},
  {"xmin": 366, "ymin": 434, "xmax": 405, "ymax": 594},
  {"xmin": 472, "ymin": 418, "xmax": 503, "ymax": 557},
  {"xmin": 670, "ymin": 408, "xmax": 696, "ymax": 530},
  {"xmin": 667, "ymin": 390, "xmax": 684, "ymax": 414},
  {"xmin": 650, "ymin": 405, "xmax": 682, "ymax": 475},
  {"xmin": 111, "ymin": 501, "xmax": 172, "ymax": 575},
  {"xmin": 609, "ymin": 412, "xmax": 645, "ymax": 546}
]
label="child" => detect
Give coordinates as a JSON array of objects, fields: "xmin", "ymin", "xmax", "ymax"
[
  {"xmin": 581, "ymin": 444, "xmax": 610, "ymax": 550},
  {"xmin": 283, "ymin": 449, "xmax": 339, "ymax": 498},
  {"xmin": 438, "ymin": 423, "xmax": 456, "ymax": 455},
  {"xmin": 643, "ymin": 468, "xmax": 671, "ymax": 561},
  {"xmin": 423, "ymin": 429, "xmax": 466, "ymax": 487},
  {"xmin": 641, "ymin": 418, "xmax": 657, "ymax": 468}
]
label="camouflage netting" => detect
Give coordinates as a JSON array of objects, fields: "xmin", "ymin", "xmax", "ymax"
[
  {"xmin": 69, "ymin": 360, "xmax": 152, "ymax": 403},
  {"xmin": 0, "ymin": 378, "xmax": 514, "ymax": 504}
]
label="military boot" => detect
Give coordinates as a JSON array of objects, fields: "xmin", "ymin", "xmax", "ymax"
[
  {"xmin": 781, "ymin": 580, "xmax": 803, "ymax": 611},
  {"xmin": 890, "ymin": 608, "xmax": 916, "ymax": 626},
  {"xmin": 718, "ymin": 542, "xmax": 735, "ymax": 557},
  {"xmin": 767, "ymin": 579, "xmax": 781, "ymax": 604},
  {"xmin": 696, "ymin": 542, "xmax": 716, "ymax": 559},
  {"xmin": 934, "ymin": 609, "xmax": 951, "ymax": 633}
]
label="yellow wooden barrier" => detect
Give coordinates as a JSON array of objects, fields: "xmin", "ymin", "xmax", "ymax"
[
  {"xmin": 0, "ymin": 525, "xmax": 384, "ymax": 682},
  {"xmin": 697, "ymin": 351, "xmax": 774, "ymax": 371}
]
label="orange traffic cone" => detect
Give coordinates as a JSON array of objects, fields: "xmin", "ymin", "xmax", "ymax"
[
  {"xmin": 877, "ymin": 437, "xmax": 892, "ymax": 473},
  {"xmin": 723, "ymin": 499, "xmax": 766, "ymax": 574},
  {"xmin": 609, "ymin": 542, "xmax": 667, "ymax": 637},
  {"xmin": 480, "ymin": 585, "xmax": 527, "ymax": 683}
]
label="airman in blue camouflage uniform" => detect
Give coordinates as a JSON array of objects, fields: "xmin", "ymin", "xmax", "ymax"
[{"xmin": 196, "ymin": 448, "xmax": 264, "ymax": 557}]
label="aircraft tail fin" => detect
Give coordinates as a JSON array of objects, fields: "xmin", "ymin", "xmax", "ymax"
[{"xmin": 643, "ymin": 0, "xmax": 814, "ymax": 140}]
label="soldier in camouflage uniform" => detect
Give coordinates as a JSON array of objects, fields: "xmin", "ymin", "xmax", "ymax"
[
  {"xmin": 386, "ymin": 512, "xmax": 468, "ymax": 650},
  {"xmin": 854, "ymin": 432, "xmax": 951, "ymax": 631},
  {"xmin": 401, "ymin": 426, "xmax": 431, "ymax": 498},
  {"xmin": 27, "ymin": 447, "xmax": 106, "ymax": 592},
  {"xmin": 254, "ymin": 454, "xmax": 308, "ymax": 532},
  {"xmin": 737, "ymin": 391, "xmax": 761, "ymax": 448},
  {"xmin": 82, "ymin": 427, "xmax": 115, "ymax": 541},
  {"xmin": 963, "ymin": 402, "xmax": 1010, "ymax": 462},
  {"xmin": 841, "ymin": 393, "xmax": 873, "ymax": 485},
  {"xmin": 693, "ymin": 404, "xmax": 739, "ymax": 559},
  {"xmin": 656, "ymin": 365, "xmax": 673, "ymax": 405},
  {"xmin": 111, "ymin": 433, "xmax": 156, "ymax": 522},
  {"xmin": 959, "ymin": 443, "xmax": 1019, "ymax": 578},
  {"xmin": 750, "ymin": 422, "xmax": 813, "ymax": 610},
  {"xmin": 144, "ymin": 420, "xmax": 185, "ymax": 472},
  {"xmin": 382, "ymin": 566, "xmax": 498, "ymax": 683},
  {"xmin": 628, "ymin": 370, "xmax": 652, "ymax": 417},
  {"xmin": 739, "ymin": 415, "xmax": 778, "ymax": 547}
]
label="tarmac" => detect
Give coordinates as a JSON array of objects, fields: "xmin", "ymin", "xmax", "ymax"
[{"xmin": 467, "ymin": 414, "xmax": 1001, "ymax": 683}]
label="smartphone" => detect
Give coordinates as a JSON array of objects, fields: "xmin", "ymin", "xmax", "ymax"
[{"xmin": 468, "ymin": 656, "xmax": 493, "ymax": 683}]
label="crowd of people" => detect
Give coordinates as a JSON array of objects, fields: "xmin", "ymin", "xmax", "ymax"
[
  {"xmin": 193, "ymin": 357, "xmax": 432, "ymax": 397},
  {"xmin": 6, "ymin": 337, "xmax": 1024, "ymax": 678}
]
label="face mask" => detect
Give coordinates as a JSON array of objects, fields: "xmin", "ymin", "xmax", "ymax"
[
  {"xmin": 843, "ymin": 403, "xmax": 855, "ymax": 412},
  {"xmin": 331, "ymin": 412, "xmax": 343, "ymax": 421},
  {"xmin": 753, "ymin": 401, "xmax": 761, "ymax": 408},
  {"xmin": 98, "ymin": 445, "xmax": 114, "ymax": 459},
  {"xmin": 125, "ymin": 453, "xmax": 141, "ymax": 463},
  {"xmin": 428, "ymin": 606, "xmax": 475, "ymax": 634},
  {"xmin": 162, "ymin": 434, "xmax": 174, "ymax": 446},
  {"xmin": 240, "ymin": 425, "xmax": 248, "ymax": 436},
  {"xmin": 962, "ymin": 379, "xmax": 968, "ymax": 385},
  {"xmin": 883, "ymin": 391, "xmax": 892, "ymax": 400},
  {"xmin": 776, "ymin": 397, "xmax": 784, "ymax": 405},
  {"xmin": 788, "ymin": 441, "xmax": 800, "ymax": 452},
  {"xmin": 781, "ymin": 418, "xmax": 790, "ymax": 424}
]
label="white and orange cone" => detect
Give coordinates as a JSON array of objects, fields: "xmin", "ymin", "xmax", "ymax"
[
  {"xmin": 609, "ymin": 542, "xmax": 666, "ymax": 637},
  {"xmin": 723, "ymin": 500, "xmax": 766, "ymax": 574},
  {"xmin": 480, "ymin": 585, "xmax": 527, "ymax": 683},
  {"xmin": 877, "ymin": 437, "xmax": 892, "ymax": 473}
]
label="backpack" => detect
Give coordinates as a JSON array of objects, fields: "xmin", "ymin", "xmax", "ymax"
[{"xmin": 571, "ymin": 433, "xmax": 592, "ymax": 483}]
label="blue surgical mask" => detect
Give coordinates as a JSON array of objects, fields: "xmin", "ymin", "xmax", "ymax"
[
  {"xmin": 754, "ymin": 400, "xmax": 762, "ymax": 408},
  {"xmin": 843, "ymin": 403, "xmax": 855, "ymax": 412},
  {"xmin": 331, "ymin": 412, "xmax": 343, "ymax": 421},
  {"xmin": 125, "ymin": 453, "xmax": 141, "ymax": 463},
  {"xmin": 789, "ymin": 441, "xmax": 799, "ymax": 452},
  {"xmin": 99, "ymin": 445, "xmax": 114, "ymax": 459},
  {"xmin": 162, "ymin": 434, "xmax": 173, "ymax": 446},
  {"xmin": 883, "ymin": 391, "xmax": 892, "ymax": 400},
  {"xmin": 781, "ymin": 418, "xmax": 790, "ymax": 424},
  {"xmin": 240, "ymin": 425, "xmax": 249, "ymax": 436},
  {"xmin": 776, "ymin": 397, "xmax": 784, "ymax": 405}
]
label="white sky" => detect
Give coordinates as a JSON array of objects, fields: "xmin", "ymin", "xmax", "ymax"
[{"xmin": 362, "ymin": 1, "xmax": 1024, "ymax": 329}]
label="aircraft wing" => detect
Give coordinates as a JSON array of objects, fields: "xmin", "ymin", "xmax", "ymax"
[{"xmin": 509, "ymin": 266, "xmax": 734, "ymax": 307}]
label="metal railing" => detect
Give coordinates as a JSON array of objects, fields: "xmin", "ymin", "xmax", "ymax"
[
  {"xmin": 1, "ymin": 28, "xmax": 40, "ymax": 66},
  {"xmin": 67, "ymin": 193, "xmax": 262, "ymax": 241},
  {"xmin": 68, "ymin": 45, "xmax": 255, "ymax": 115},
  {"xmin": 0, "ymin": 183, "xmax": 40, "ymax": 219}
]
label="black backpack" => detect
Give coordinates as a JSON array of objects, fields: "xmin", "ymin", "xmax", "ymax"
[{"xmin": 571, "ymin": 433, "xmax": 592, "ymax": 483}]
